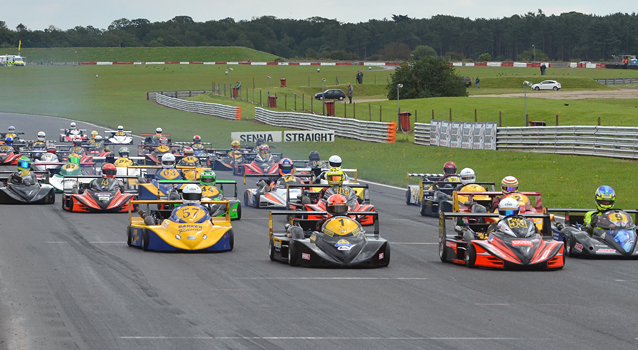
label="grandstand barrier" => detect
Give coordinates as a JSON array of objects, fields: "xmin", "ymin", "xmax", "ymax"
[{"xmin": 255, "ymin": 108, "xmax": 396, "ymax": 143}]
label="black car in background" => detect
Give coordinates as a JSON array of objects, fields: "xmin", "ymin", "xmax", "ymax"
[
  {"xmin": 461, "ymin": 76, "xmax": 472, "ymax": 87},
  {"xmin": 314, "ymin": 89, "xmax": 346, "ymax": 100}
]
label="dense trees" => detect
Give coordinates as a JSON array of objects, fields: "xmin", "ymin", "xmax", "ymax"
[
  {"xmin": 387, "ymin": 57, "xmax": 468, "ymax": 99},
  {"xmin": 1, "ymin": 11, "xmax": 638, "ymax": 61}
]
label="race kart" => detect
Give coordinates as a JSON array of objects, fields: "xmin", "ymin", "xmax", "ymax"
[
  {"xmin": 287, "ymin": 183, "xmax": 375, "ymax": 226},
  {"xmin": 239, "ymin": 153, "xmax": 283, "ymax": 176},
  {"xmin": 210, "ymin": 148, "xmax": 256, "ymax": 174},
  {"xmin": 548, "ymin": 208, "xmax": 638, "ymax": 258},
  {"xmin": 104, "ymin": 130, "xmax": 133, "ymax": 145},
  {"xmin": 243, "ymin": 173, "xmax": 311, "ymax": 209},
  {"xmin": 268, "ymin": 210, "xmax": 389, "ymax": 267},
  {"xmin": 439, "ymin": 212, "xmax": 564, "ymax": 270},
  {"xmin": 61, "ymin": 175, "xmax": 138, "ymax": 212},
  {"xmin": 418, "ymin": 181, "xmax": 496, "ymax": 217},
  {"xmin": 152, "ymin": 179, "xmax": 242, "ymax": 220},
  {"xmin": 135, "ymin": 165, "xmax": 211, "ymax": 199},
  {"xmin": 138, "ymin": 133, "xmax": 172, "ymax": 155},
  {"xmin": 127, "ymin": 199, "xmax": 234, "ymax": 252},
  {"xmin": 0, "ymin": 171, "xmax": 55, "ymax": 204},
  {"xmin": 0, "ymin": 146, "xmax": 22, "ymax": 165},
  {"xmin": 59, "ymin": 128, "xmax": 87, "ymax": 142},
  {"xmin": 405, "ymin": 172, "xmax": 446, "ymax": 206}
]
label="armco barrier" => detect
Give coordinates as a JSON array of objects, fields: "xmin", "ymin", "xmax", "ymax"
[
  {"xmin": 414, "ymin": 123, "xmax": 431, "ymax": 145},
  {"xmin": 255, "ymin": 108, "xmax": 396, "ymax": 143},
  {"xmin": 154, "ymin": 93, "xmax": 241, "ymax": 121}
]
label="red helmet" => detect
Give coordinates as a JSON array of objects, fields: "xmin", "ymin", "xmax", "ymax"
[
  {"xmin": 443, "ymin": 161, "xmax": 457, "ymax": 175},
  {"xmin": 159, "ymin": 137, "xmax": 168, "ymax": 146},
  {"xmin": 102, "ymin": 163, "xmax": 117, "ymax": 178},
  {"xmin": 327, "ymin": 194, "xmax": 348, "ymax": 216},
  {"xmin": 183, "ymin": 146, "xmax": 194, "ymax": 157},
  {"xmin": 193, "ymin": 135, "xmax": 201, "ymax": 143}
]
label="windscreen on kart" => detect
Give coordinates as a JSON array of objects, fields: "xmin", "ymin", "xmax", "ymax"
[
  {"xmin": 495, "ymin": 217, "xmax": 536, "ymax": 238},
  {"xmin": 596, "ymin": 210, "xmax": 635, "ymax": 230},
  {"xmin": 606, "ymin": 229, "xmax": 637, "ymax": 253}
]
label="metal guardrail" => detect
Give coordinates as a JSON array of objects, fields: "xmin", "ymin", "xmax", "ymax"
[
  {"xmin": 153, "ymin": 93, "xmax": 241, "ymax": 121},
  {"xmin": 594, "ymin": 78, "xmax": 638, "ymax": 85},
  {"xmin": 415, "ymin": 124, "xmax": 638, "ymax": 160},
  {"xmin": 255, "ymin": 108, "xmax": 396, "ymax": 143},
  {"xmin": 147, "ymin": 91, "xmax": 211, "ymax": 102}
]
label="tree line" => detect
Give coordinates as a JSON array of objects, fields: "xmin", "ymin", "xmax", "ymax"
[{"xmin": 1, "ymin": 10, "xmax": 637, "ymax": 62}]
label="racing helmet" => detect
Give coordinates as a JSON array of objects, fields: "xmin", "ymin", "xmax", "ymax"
[
  {"xmin": 117, "ymin": 125, "xmax": 124, "ymax": 131},
  {"xmin": 94, "ymin": 135, "xmax": 102, "ymax": 142},
  {"xmin": 326, "ymin": 167, "xmax": 345, "ymax": 187},
  {"xmin": 231, "ymin": 139, "xmax": 240, "ymax": 149},
  {"xmin": 309, "ymin": 150, "xmax": 321, "ymax": 161},
  {"xmin": 161, "ymin": 153, "xmax": 176, "ymax": 168},
  {"xmin": 118, "ymin": 147, "xmax": 130, "ymax": 158},
  {"xmin": 16, "ymin": 156, "xmax": 30, "ymax": 171},
  {"xmin": 501, "ymin": 176, "xmax": 519, "ymax": 194},
  {"xmin": 37, "ymin": 131, "xmax": 46, "ymax": 142},
  {"xmin": 183, "ymin": 146, "xmax": 194, "ymax": 157},
  {"xmin": 200, "ymin": 170, "xmax": 217, "ymax": 185},
  {"xmin": 595, "ymin": 185, "xmax": 615, "ymax": 211},
  {"xmin": 259, "ymin": 144, "xmax": 270, "ymax": 158},
  {"xmin": 279, "ymin": 158, "xmax": 294, "ymax": 175},
  {"xmin": 47, "ymin": 145, "xmax": 57, "ymax": 154},
  {"xmin": 73, "ymin": 137, "xmax": 83, "ymax": 147},
  {"xmin": 4, "ymin": 136, "xmax": 13, "ymax": 146},
  {"xmin": 328, "ymin": 155, "xmax": 342, "ymax": 168},
  {"xmin": 327, "ymin": 194, "xmax": 349, "ymax": 216},
  {"xmin": 68, "ymin": 153, "xmax": 81, "ymax": 164},
  {"xmin": 498, "ymin": 197, "xmax": 520, "ymax": 218},
  {"xmin": 459, "ymin": 168, "xmax": 476, "ymax": 185},
  {"xmin": 91, "ymin": 130, "xmax": 98, "ymax": 138},
  {"xmin": 443, "ymin": 161, "xmax": 457, "ymax": 175},
  {"xmin": 156, "ymin": 127, "xmax": 162, "ymax": 134},
  {"xmin": 70, "ymin": 122, "xmax": 77, "ymax": 129},
  {"xmin": 102, "ymin": 163, "xmax": 117, "ymax": 179},
  {"xmin": 8, "ymin": 126, "xmax": 15, "ymax": 132},
  {"xmin": 255, "ymin": 137, "xmax": 265, "ymax": 147},
  {"xmin": 159, "ymin": 137, "xmax": 168, "ymax": 146},
  {"xmin": 182, "ymin": 184, "xmax": 202, "ymax": 205}
]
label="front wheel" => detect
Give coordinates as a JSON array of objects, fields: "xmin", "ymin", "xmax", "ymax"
[
  {"xmin": 439, "ymin": 235, "xmax": 448, "ymax": 262},
  {"xmin": 234, "ymin": 202, "xmax": 242, "ymax": 220},
  {"xmin": 228, "ymin": 230, "xmax": 234, "ymax": 251},
  {"xmin": 288, "ymin": 241, "xmax": 299, "ymax": 266},
  {"xmin": 419, "ymin": 200, "xmax": 428, "ymax": 216},
  {"xmin": 534, "ymin": 87, "xmax": 540, "ymax": 91},
  {"xmin": 553, "ymin": 86, "xmax": 558, "ymax": 91},
  {"xmin": 268, "ymin": 238, "xmax": 276, "ymax": 261},
  {"xmin": 465, "ymin": 242, "xmax": 476, "ymax": 268},
  {"xmin": 126, "ymin": 226, "xmax": 132, "ymax": 247}
]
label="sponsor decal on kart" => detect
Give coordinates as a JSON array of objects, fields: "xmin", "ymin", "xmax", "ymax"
[
  {"xmin": 597, "ymin": 249, "xmax": 616, "ymax": 253},
  {"xmin": 446, "ymin": 241, "xmax": 457, "ymax": 248},
  {"xmin": 302, "ymin": 253, "xmax": 311, "ymax": 260},
  {"xmin": 539, "ymin": 249, "xmax": 551, "ymax": 261},
  {"xmin": 488, "ymin": 235, "xmax": 494, "ymax": 243},
  {"xmin": 310, "ymin": 234, "xmax": 317, "ymax": 243},
  {"xmin": 178, "ymin": 224, "xmax": 203, "ymax": 233},
  {"xmin": 574, "ymin": 243, "xmax": 583, "ymax": 252},
  {"xmin": 379, "ymin": 252, "xmax": 384, "ymax": 260},
  {"xmin": 162, "ymin": 220, "xmax": 169, "ymax": 229},
  {"xmin": 273, "ymin": 239, "xmax": 281, "ymax": 248},
  {"xmin": 335, "ymin": 239, "xmax": 353, "ymax": 251},
  {"xmin": 511, "ymin": 240, "xmax": 533, "ymax": 247}
]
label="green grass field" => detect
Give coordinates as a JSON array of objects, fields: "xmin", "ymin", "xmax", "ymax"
[{"xmin": 2, "ymin": 58, "xmax": 638, "ymax": 208}]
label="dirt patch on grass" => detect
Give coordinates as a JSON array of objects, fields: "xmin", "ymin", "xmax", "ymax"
[{"xmin": 472, "ymin": 88, "xmax": 638, "ymax": 100}]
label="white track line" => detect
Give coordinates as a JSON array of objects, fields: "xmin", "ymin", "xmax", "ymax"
[
  {"xmin": 358, "ymin": 179, "xmax": 404, "ymax": 191},
  {"xmin": 392, "ymin": 242, "xmax": 437, "ymax": 245},
  {"xmin": 233, "ymin": 277, "xmax": 428, "ymax": 280},
  {"xmin": 121, "ymin": 336, "xmax": 533, "ymax": 341},
  {"xmin": 46, "ymin": 241, "xmax": 125, "ymax": 244}
]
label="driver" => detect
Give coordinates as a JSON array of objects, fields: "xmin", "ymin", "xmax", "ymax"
[
  {"xmin": 492, "ymin": 176, "xmax": 522, "ymax": 209},
  {"xmin": 313, "ymin": 154, "xmax": 343, "ymax": 184},
  {"xmin": 255, "ymin": 144, "xmax": 272, "ymax": 162},
  {"xmin": 89, "ymin": 163, "xmax": 122, "ymax": 191},
  {"xmin": 155, "ymin": 153, "xmax": 183, "ymax": 181},
  {"xmin": 90, "ymin": 130, "xmax": 98, "ymax": 140},
  {"xmin": 313, "ymin": 194, "xmax": 350, "ymax": 231},
  {"xmin": 318, "ymin": 167, "xmax": 362, "ymax": 204},
  {"xmin": 177, "ymin": 146, "xmax": 201, "ymax": 167},
  {"xmin": 168, "ymin": 184, "xmax": 211, "ymax": 223},
  {"xmin": 70, "ymin": 137, "xmax": 85, "ymax": 154},
  {"xmin": 442, "ymin": 161, "xmax": 458, "ymax": 180},
  {"xmin": 6, "ymin": 126, "xmax": 17, "ymax": 139},
  {"xmin": 116, "ymin": 125, "xmax": 126, "ymax": 136},
  {"xmin": 273, "ymin": 158, "xmax": 303, "ymax": 188},
  {"xmin": 192, "ymin": 135, "xmax": 202, "ymax": 145},
  {"xmin": 115, "ymin": 147, "xmax": 134, "ymax": 167},
  {"xmin": 487, "ymin": 197, "xmax": 538, "ymax": 236},
  {"xmin": 32, "ymin": 131, "xmax": 47, "ymax": 148},
  {"xmin": 1, "ymin": 136, "xmax": 15, "ymax": 153},
  {"xmin": 153, "ymin": 127, "xmax": 163, "ymax": 139},
  {"xmin": 9, "ymin": 156, "xmax": 37, "ymax": 185},
  {"xmin": 584, "ymin": 186, "xmax": 616, "ymax": 233}
]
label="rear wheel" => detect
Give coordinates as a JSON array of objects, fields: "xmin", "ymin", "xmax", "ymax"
[
  {"xmin": 439, "ymin": 235, "xmax": 448, "ymax": 262},
  {"xmin": 126, "ymin": 226, "xmax": 132, "ymax": 247},
  {"xmin": 268, "ymin": 238, "xmax": 276, "ymax": 261},
  {"xmin": 235, "ymin": 202, "xmax": 242, "ymax": 220},
  {"xmin": 383, "ymin": 244, "xmax": 391, "ymax": 267},
  {"xmin": 419, "ymin": 200, "xmax": 428, "ymax": 216},
  {"xmin": 553, "ymin": 86, "xmax": 558, "ymax": 91},
  {"xmin": 405, "ymin": 190, "xmax": 411, "ymax": 205},
  {"xmin": 288, "ymin": 241, "xmax": 299, "ymax": 266},
  {"xmin": 141, "ymin": 230, "xmax": 149, "ymax": 251},
  {"xmin": 465, "ymin": 243, "xmax": 476, "ymax": 268},
  {"xmin": 564, "ymin": 234, "xmax": 573, "ymax": 257},
  {"xmin": 228, "ymin": 230, "xmax": 234, "ymax": 251}
]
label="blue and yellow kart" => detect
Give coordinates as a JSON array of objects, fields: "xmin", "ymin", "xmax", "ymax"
[{"xmin": 127, "ymin": 199, "xmax": 234, "ymax": 252}]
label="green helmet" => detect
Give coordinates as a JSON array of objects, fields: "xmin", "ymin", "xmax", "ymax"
[
  {"xmin": 200, "ymin": 170, "xmax": 216, "ymax": 186},
  {"xmin": 17, "ymin": 156, "xmax": 31, "ymax": 171},
  {"xmin": 68, "ymin": 153, "xmax": 81, "ymax": 164}
]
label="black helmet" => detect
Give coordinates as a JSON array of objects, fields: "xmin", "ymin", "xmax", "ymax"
[{"xmin": 309, "ymin": 151, "xmax": 321, "ymax": 161}]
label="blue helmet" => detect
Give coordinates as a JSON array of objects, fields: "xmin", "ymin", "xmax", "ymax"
[
  {"xmin": 595, "ymin": 185, "xmax": 615, "ymax": 211},
  {"xmin": 279, "ymin": 158, "xmax": 294, "ymax": 175},
  {"xmin": 4, "ymin": 136, "xmax": 13, "ymax": 146}
]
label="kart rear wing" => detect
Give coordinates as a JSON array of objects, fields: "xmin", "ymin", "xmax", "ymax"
[
  {"xmin": 547, "ymin": 208, "xmax": 638, "ymax": 226},
  {"xmin": 0, "ymin": 170, "xmax": 50, "ymax": 183},
  {"xmin": 407, "ymin": 172, "xmax": 444, "ymax": 186},
  {"xmin": 440, "ymin": 212, "xmax": 553, "ymax": 238},
  {"xmin": 295, "ymin": 168, "xmax": 358, "ymax": 181},
  {"xmin": 129, "ymin": 199, "xmax": 231, "ymax": 224},
  {"xmin": 453, "ymin": 191, "xmax": 543, "ymax": 212},
  {"xmin": 157, "ymin": 179, "xmax": 238, "ymax": 198},
  {"xmin": 140, "ymin": 133, "xmax": 171, "ymax": 137},
  {"xmin": 242, "ymin": 173, "xmax": 314, "ymax": 185},
  {"xmin": 173, "ymin": 141, "xmax": 212, "ymax": 146},
  {"xmin": 269, "ymin": 210, "xmax": 380, "ymax": 238}
]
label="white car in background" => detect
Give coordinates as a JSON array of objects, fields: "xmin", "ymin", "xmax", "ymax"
[{"xmin": 531, "ymin": 80, "xmax": 561, "ymax": 91}]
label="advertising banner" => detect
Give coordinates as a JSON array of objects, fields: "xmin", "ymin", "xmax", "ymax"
[
  {"xmin": 283, "ymin": 130, "xmax": 335, "ymax": 142},
  {"xmin": 231, "ymin": 131, "xmax": 282, "ymax": 143}
]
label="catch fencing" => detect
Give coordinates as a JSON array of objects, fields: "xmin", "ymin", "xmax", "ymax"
[
  {"xmin": 151, "ymin": 92, "xmax": 241, "ymax": 121},
  {"xmin": 255, "ymin": 108, "xmax": 396, "ymax": 143},
  {"xmin": 414, "ymin": 123, "xmax": 638, "ymax": 160}
]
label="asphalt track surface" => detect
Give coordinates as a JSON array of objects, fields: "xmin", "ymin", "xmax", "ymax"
[{"xmin": 1, "ymin": 112, "xmax": 637, "ymax": 350}]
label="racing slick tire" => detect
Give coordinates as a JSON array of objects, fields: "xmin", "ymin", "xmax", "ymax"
[
  {"xmin": 288, "ymin": 241, "xmax": 299, "ymax": 266},
  {"xmin": 405, "ymin": 190, "xmax": 411, "ymax": 205},
  {"xmin": 465, "ymin": 242, "xmax": 476, "ymax": 268},
  {"xmin": 235, "ymin": 202, "xmax": 242, "ymax": 220},
  {"xmin": 126, "ymin": 226, "xmax": 132, "ymax": 247},
  {"xmin": 419, "ymin": 200, "xmax": 428, "ymax": 216},
  {"xmin": 46, "ymin": 190, "xmax": 55, "ymax": 204},
  {"xmin": 382, "ymin": 244, "xmax": 391, "ymax": 267},
  {"xmin": 564, "ymin": 234, "xmax": 573, "ymax": 257},
  {"xmin": 268, "ymin": 238, "xmax": 276, "ymax": 261},
  {"xmin": 141, "ymin": 230, "xmax": 149, "ymax": 251},
  {"xmin": 244, "ymin": 192, "xmax": 249, "ymax": 207},
  {"xmin": 228, "ymin": 230, "xmax": 234, "ymax": 251},
  {"xmin": 439, "ymin": 235, "xmax": 448, "ymax": 263}
]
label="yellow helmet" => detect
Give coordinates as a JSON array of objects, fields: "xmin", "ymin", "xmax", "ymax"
[
  {"xmin": 231, "ymin": 140, "xmax": 240, "ymax": 149},
  {"xmin": 326, "ymin": 167, "xmax": 345, "ymax": 187},
  {"xmin": 461, "ymin": 184, "xmax": 489, "ymax": 201},
  {"xmin": 91, "ymin": 130, "xmax": 98, "ymax": 138}
]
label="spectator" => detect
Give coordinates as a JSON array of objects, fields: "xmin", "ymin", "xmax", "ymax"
[
  {"xmin": 540, "ymin": 63, "xmax": 547, "ymax": 75},
  {"xmin": 347, "ymin": 83, "xmax": 353, "ymax": 104},
  {"xmin": 475, "ymin": 77, "xmax": 480, "ymax": 89}
]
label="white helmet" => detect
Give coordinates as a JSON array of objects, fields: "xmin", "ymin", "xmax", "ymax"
[
  {"xmin": 182, "ymin": 184, "xmax": 202, "ymax": 205},
  {"xmin": 498, "ymin": 197, "xmax": 520, "ymax": 219},
  {"xmin": 70, "ymin": 122, "xmax": 77, "ymax": 129},
  {"xmin": 94, "ymin": 135, "xmax": 103, "ymax": 141},
  {"xmin": 37, "ymin": 131, "xmax": 46, "ymax": 142},
  {"xmin": 8, "ymin": 126, "xmax": 15, "ymax": 132},
  {"xmin": 328, "ymin": 155, "xmax": 342, "ymax": 168},
  {"xmin": 459, "ymin": 168, "xmax": 476, "ymax": 185},
  {"xmin": 117, "ymin": 125, "xmax": 124, "ymax": 131},
  {"xmin": 156, "ymin": 127, "xmax": 163, "ymax": 133},
  {"xmin": 161, "ymin": 153, "xmax": 176, "ymax": 168}
]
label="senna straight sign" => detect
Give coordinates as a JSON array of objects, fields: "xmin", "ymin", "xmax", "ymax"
[
  {"xmin": 284, "ymin": 130, "xmax": 334, "ymax": 142},
  {"xmin": 231, "ymin": 131, "xmax": 282, "ymax": 143}
]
